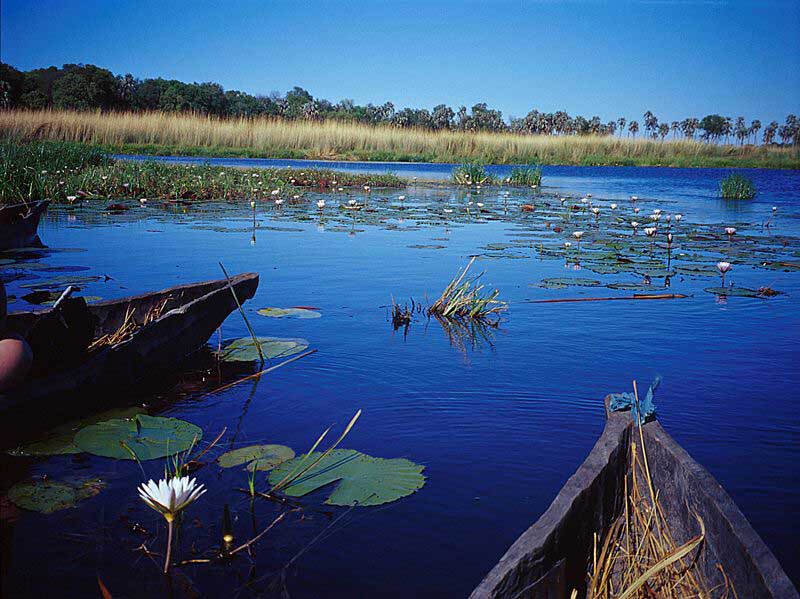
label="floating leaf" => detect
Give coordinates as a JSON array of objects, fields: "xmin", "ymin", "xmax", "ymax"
[
  {"xmin": 217, "ymin": 337, "xmax": 309, "ymax": 362},
  {"xmin": 704, "ymin": 287, "xmax": 780, "ymax": 298},
  {"xmin": 7, "ymin": 478, "xmax": 105, "ymax": 513},
  {"xmin": 74, "ymin": 415, "xmax": 202, "ymax": 460},
  {"xmin": 257, "ymin": 307, "xmax": 321, "ymax": 319},
  {"xmin": 268, "ymin": 449, "xmax": 426, "ymax": 507},
  {"xmin": 217, "ymin": 444, "xmax": 295, "ymax": 471},
  {"xmin": 539, "ymin": 277, "xmax": 601, "ymax": 289},
  {"xmin": 11, "ymin": 407, "xmax": 145, "ymax": 456}
]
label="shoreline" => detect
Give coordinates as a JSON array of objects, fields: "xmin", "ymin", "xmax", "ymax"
[{"xmin": 102, "ymin": 142, "xmax": 800, "ymax": 170}]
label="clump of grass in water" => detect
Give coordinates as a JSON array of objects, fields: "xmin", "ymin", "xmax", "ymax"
[
  {"xmin": 452, "ymin": 163, "xmax": 493, "ymax": 185},
  {"xmin": 428, "ymin": 257, "xmax": 506, "ymax": 321},
  {"xmin": 719, "ymin": 173, "xmax": 756, "ymax": 199},
  {"xmin": 509, "ymin": 165, "xmax": 542, "ymax": 187}
]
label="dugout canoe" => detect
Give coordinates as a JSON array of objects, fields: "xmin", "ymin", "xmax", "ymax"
[
  {"xmin": 0, "ymin": 201, "xmax": 50, "ymax": 250},
  {"xmin": 470, "ymin": 399, "xmax": 798, "ymax": 599},
  {"xmin": 0, "ymin": 272, "xmax": 259, "ymax": 438}
]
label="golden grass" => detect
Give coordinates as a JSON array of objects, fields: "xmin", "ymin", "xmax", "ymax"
[{"xmin": 1, "ymin": 109, "xmax": 797, "ymax": 168}]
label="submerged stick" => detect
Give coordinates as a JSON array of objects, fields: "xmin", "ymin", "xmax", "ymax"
[
  {"xmin": 528, "ymin": 293, "xmax": 687, "ymax": 304},
  {"xmin": 219, "ymin": 262, "xmax": 264, "ymax": 366},
  {"xmin": 200, "ymin": 349, "xmax": 318, "ymax": 398}
]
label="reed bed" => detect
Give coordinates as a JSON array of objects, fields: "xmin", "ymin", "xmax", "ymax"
[
  {"xmin": 585, "ymin": 385, "xmax": 734, "ymax": 599},
  {"xmin": 719, "ymin": 173, "xmax": 757, "ymax": 199},
  {"xmin": 2, "ymin": 109, "xmax": 798, "ymax": 168}
]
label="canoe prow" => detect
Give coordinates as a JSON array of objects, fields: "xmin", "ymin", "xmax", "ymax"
[
  {"xmin": 470, "ymin": 400, "xmax": 798, "ymax": 599},
  {"xmin": 0, "ymin": 200, "xmax": 50, "ymax": 250},
  {"xmin": 0, "ymin": 272, "xmax": 259, "ymax": 440}
]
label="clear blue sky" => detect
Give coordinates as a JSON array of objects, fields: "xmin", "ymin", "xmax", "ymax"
[{"xmin": 1, "ymin": 0, "xmax": 798, "ymax": 124}]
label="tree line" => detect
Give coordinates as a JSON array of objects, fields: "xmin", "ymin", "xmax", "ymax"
[{"xmin": 0, "ymin": 62, "xmax": 797, "ymax": 145}]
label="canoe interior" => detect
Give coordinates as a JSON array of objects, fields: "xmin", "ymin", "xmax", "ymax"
[
  {"xmin": 0, "ymin": 272, "xmax": 259, "ymax": 442},
  {"xmin": 470, "ymin": 400, "xmax": 798, "ymax": 599}
]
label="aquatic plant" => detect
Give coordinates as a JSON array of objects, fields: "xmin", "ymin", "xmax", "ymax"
[
  {"xmin": 509, "ymin": 166, "xmax": 542, "ymax": 186},
  {"xmin": 0, "ymin": 140, "xmax": 404, "ymax": 205},
  {"xmin": 428, "ymin": 258, "xmax": 506, "ymax": 320},
  {"xmin": 719, "ymin": 173, "xmax": 757, "ymax": 199},
  {"xmin": 138, "ymin": 476, "xmax": 206, "ymax": 572},
  {"xmin": 716, "ymin": 261, "xmax": 732, "ymax": 286},
  {"xmin": 452, "ymin": 163, "xmax": 492, "ymax": 185}
]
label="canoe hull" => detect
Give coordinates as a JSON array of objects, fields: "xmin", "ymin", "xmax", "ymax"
[
  {"xmin": 0, "ymin": 272, "xmax": 259, "ymax": 440},
  {"xmin": 470, "ymin": 401, "xmax": 798, "ymax": 598},
  {"xmin": 0, "ymin": 201, "xmax": 49, "ymax": 251}
]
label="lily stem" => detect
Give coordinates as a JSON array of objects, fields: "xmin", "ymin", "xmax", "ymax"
[{"xmin": 164, "ymin": 517, "xmax": 174, "ymax": 574}]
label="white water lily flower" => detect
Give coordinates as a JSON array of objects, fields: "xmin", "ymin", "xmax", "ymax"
[
  {"xmin": 139, "ymin": 476, "xmax": 206, "ymax": 520},
  {"xmin": 572, "ymin": 231, "xmax": 584, "ymax": 240},
  {"xmin": 564, "ymin": 241, "xmax": 572, "ymax": 248},
  {"xmin": 631, "ymin": 221, "xmax": 640, "ymax": 228},
  {"xmin": 398, "ymin": 195, "xmax": 406, "ymax": 201},
  {"xmin": 772, "ymin": 206, "xmax": 777, "ymax": 212},
  {"xmin": 139, "ymin": 198, "xmax": 147, "ymax": 204},
  {"xmin": 725, "ymin": 227, "xmax": 737, "ymax": 236},
  {"xmin": 66, "ymin": 195, "xmax": 77, "ymax": 203},
  {"xmin": 644, "ymin": 227, "xmax": 657, "ymax": 237},
  {"xmin": 675, "ymin": 214, "xmax": 682, "ymax": 222},
  {"xmin": 665, "ymin": 214, "xmax": 671, "ymax": 223},
  {"xmin": 275, "ymin": 198, "xmax": 284, "ymax": 206},
  {"xmin": 591, "ymin": 207, "xmax": 600, "ymax": 215},
  {"xmin": 271, "ymin": 189, "xmax": 279, "ymax": 195},
  {"xmin": 250, "ymin": 201, "xmax": 256, "ymax": 209},
  {"xmin": 716, "ymin": 261, "xmax": 732, "ymax": 274},
  {"xmin": 634, "ymin": 207, "xmax": 640, "ymax": 214},
  {"xmin": 316, "ymin": 199, "xmax": 326, "ymax": 209},
  {"xmin": 667, "ymin": 233, "xmax": 674, "ymax": 244},
  {"xmin": 610, "ymin": 203, "xmax": 617, "ymax": 210}
]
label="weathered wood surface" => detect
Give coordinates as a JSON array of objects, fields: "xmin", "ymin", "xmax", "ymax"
[{"xmin": 470, "ymin": 400, "xmax": 798, "ymax": 598}]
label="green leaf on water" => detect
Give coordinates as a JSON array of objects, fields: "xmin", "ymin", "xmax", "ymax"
[
  {"xmin": 217, "ymin": 337, "xmax": 309, "ymax": 362},
  {"xmin": 73, "ymin": 414, "xmax": 202, "ymax": 460},
  {"xmin": 704, "ymin": 287, "xmax": 780, "ymax": 298},
  {"xmin": 217, "ymin": 444, "xmax": 295, "ymax": 471},
  {"xmin": 539, "ymin": 277, "xmax": 601, "ymax": 289},
  {"xmin": 7, "ymin": 478, "xmax": 105, "ymax": 513},
  {"xmin": 267, "ymin": 449, "xmax": 426, "ymax": 507},
  {"xmin": 10, "ymin": 407, "xmax": 145, "ymax": 456},
  {"xmin": 257, "ymin": 307, "xmax": 321, "ymax": 319}
]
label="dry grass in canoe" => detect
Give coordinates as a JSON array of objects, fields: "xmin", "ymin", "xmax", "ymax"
[
  {"xmin": 428, "ymin": 258, "xmax": 506, "ymax": 321},
  {"xmin": 87, "ymin": 297, "xmax": 170, "ymax": 351},
  {"xmin": 583, "ymin": 383, "xmax": 735, "ymax": 599}
]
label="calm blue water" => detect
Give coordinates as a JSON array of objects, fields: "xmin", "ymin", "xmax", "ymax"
[{"xmin": 2, "ymin": 161, "xmax": 799, "ymax": 597}]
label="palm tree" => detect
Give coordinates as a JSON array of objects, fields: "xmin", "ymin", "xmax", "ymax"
[
  {"xmin": 617, "ymin": 117, "xmax": 626, "ymax": 137},
  {"xmin": 749, "ymin": 119, "xmax": 761, "ymax": 145},
  {"xmin": 628, "ymin": 120, "xmax": 639, "ymax": 139},
  {"xmin": 658, "ymin": 123, "xmax": 669, "ymax": 141},
  {"xmin": 643, "ymin": 111, "xmax": 658, "ymax": 138},
  {"xmin": 723, "ymin": 117, "xmax": 732, "ymax": 144},
  {"xmin": 734, "ymin": 116, "xmax": 747, "ymax": 145},
  {"xmin": 763, "ymin": 121, "xmax": 778, "ymax": 145},
  {"xmin": 671, "ymin": 121, "xmax": 680, "ymax": 139}
]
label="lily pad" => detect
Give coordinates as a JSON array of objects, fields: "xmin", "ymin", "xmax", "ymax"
[
  {"xmin": 268, "ymin": 449, "xmax": 426, "ymax": 507},
  {"xmin": 7, "ymin": 478, "xmax": 105, "ymax": 513},
  {"xmin": 704, "ymin": 287, "xmax": 780, "ymax": 298},
  {"xmin": 74, "ymin": 414, "xmax": 202, "ymax": 460},
  {"xmin": 539, "ymin": 277, "xmax": 601, "ymax": 289},
  {"xmin": 257, "ymin": 307, "xmax": 321, "ymax": 319},
  {"xmin": 11, "ymin": 407, "xmax": 145, "ymax": 456},
  {"xmin": 217, "ymin": 444, "xmax": 295, "ymax": 471},
  {"xmin": 217, "ymin": 337, "xmax": 309, "ymax": 362}
]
